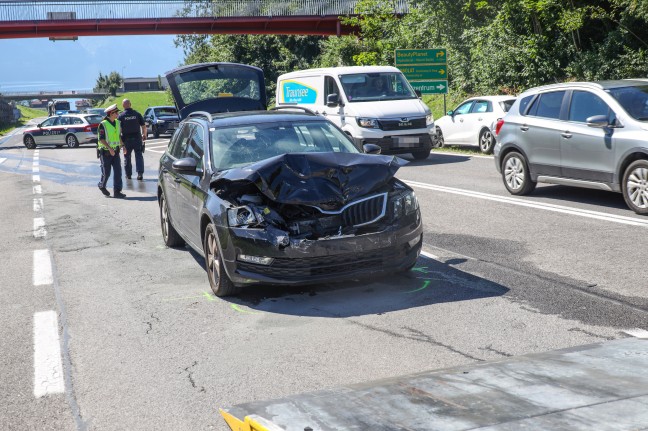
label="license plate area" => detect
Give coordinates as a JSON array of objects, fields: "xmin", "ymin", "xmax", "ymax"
[{"xmin": 393, "ymin": 137, "xmax": 419, "ymax": 148}]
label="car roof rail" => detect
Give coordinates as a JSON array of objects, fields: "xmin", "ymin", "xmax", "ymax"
[
  {"xmin": 270, "ymin": 106, "xmax": 317, "ymax": 116},
  {"xmin": 186, "ymin": 111, "xmax": 213, "ymax": 123}
]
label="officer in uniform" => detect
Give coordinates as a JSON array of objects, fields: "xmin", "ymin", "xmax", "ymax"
[
  {"xmin": 118, "ymin": 99, "xmax": 147, "ymax": 180},
  {"xmin": 97, "ymin": 104, "xmax": 126, "ymax": 198}
]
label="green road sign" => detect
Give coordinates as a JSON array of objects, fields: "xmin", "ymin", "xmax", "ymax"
[
  {"xmin": 395, "ymin": 49, "xmax": 447, "ymax": 65},
  {"xmin": 409, "ymin": 80, "xmax": 449, "ymax": 95},
  {"xmin": 398, "ymin": 65, "xmax": 447, "ymax": 80}
]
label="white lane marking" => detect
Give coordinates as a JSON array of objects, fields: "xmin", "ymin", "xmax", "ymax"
[
  {"xmin": 34, "ymin": 198, "xmax": 43, "ymax": 212},
  {"xmin": 33, "ymin": 249, "xmax": 53, "ymax": 286},
  {"xmin": 33, "ymin": 166, "xmax": 39, "ymax": 172},
  {"xmin": 34, "ymin": 218, "xmax": 47, "ymax": 239},
  {"xmin": 33, "ymin": 185, "xmax": 42, "ymax": 194},
  {"xmin": 0, "ymin": 157, "xmax": 6, "ymax": 164},
  {"xmin": 33, "ymin": 175, "xmax": 40, "ymax": 182},
  {"xmin": 420, "ymin": 250, "xmax": 439, "ymax": 260},
  {"xmin": 33, "ymin": 160, "xmax": 38, "ymax": 166},
  {"xmin": 623, "ymin": 328, "xmax": 648, "ymax": 339},
  {"xmin": 146, "ymin": 149, "xmax": 165, "ymax": 154},
  {"xmin": 33, "ymin": 311, "xmax": 65, "ymax": 398},
  {"xmin": 432, "ymin": 150, "xmax": 492, "ymax": 160},
  {"xmin": 406, "ymin": 180, "xmax": 648, "ymax": 228}
]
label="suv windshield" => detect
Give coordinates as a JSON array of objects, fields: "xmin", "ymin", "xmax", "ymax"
[
  {"xmin": 154, "ymin": 108, "xmax": 178, "ymax": 116},
  {"xmin": 608, "ymin": 84, "xmax": 648, "ymax": 121},
  {"xmin": 340, "ymin": 72, "xmax": 417, "ymax": 102},
  {"xmin": 211, "ymin": 121, "xmax": 359, "ymax": 170}
]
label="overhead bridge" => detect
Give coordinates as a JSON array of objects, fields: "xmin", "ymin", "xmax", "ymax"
[{"xmin": 0, "ymin": 0, "xmax": 408, "ymax": 39}]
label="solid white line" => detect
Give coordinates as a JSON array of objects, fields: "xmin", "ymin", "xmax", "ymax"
[
  {"xmin": 432, "ymin": 150, "xmax": 492, "ymax": 160},
  {"xmin": 33, "ymin": 217, "xmax": 47, "ymax": 238},
  {"xmin": 34, "ymin": 198, "xmax": 43, "ymax": 212},
  {"xmin": 623, "ymin": 328, "xmax": 648, "ymax": 339},
  {"xmin": 33, "ymin": 166, "xmax": 39, "ymax": 172},
  {"xmin": 33, "ymin": 249, "xmax": 53, "ymax": 286},
  {"xmin": 33, "ymin": 175, "xmax": 40, "ymax": 182},
  {"xmin": 33, "ymin": 185, "xmax": 42, "ymax": 194},
  {"xmin": 420, "ymin": 250, "xmax": 439, "ymax": 260},
  {"xmin": 147, "ymin": 149, "xmax": 165, "ymax": 154},
  {"xmin": 33, "ymin": 311, "xmax": 65, "ymax": 398},
  {"xmin": 406, "ymin": 180, "xmax": 648, "ymax": 228}
]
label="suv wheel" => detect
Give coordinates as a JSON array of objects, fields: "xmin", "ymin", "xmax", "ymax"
[
  {"xmin": 160, "ymin": 193, "xmax": 185, "ymax": 247},
  {"xmin": 502, "ymin": 151, "xmax": 536, "ymax": 195},
  {"xmin": 204, "ymin": 224, "xmax": 240, "ymax": 297},
  {"xmin": 622, "ymin": 159, "xmax": 648, "ymax": 215},
  {"xmin": 153, "ymin": 125, "xmax": 160, "ymax": 138},
  {"xmin": 479, "ymin": 129, "xmax": 495, "ymax": 154}
]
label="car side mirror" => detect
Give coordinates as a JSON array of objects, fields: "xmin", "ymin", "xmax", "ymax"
[
  {"xmin": 326, "ymin": 93, "xmax": 341, "ymax": 107},
  {"xmin": 586, "ymin": 115, "xmax": 610, "ymax": 128},
  {"xmin": 363, "ymin": 143, "xmax": 382, "ymax": 155},
  {"xmin": 447, "ymin": 110, "xmax": 454, "ymax": 116},
  {"xmin": 415, "ymin": 90, "xmax": 422, "ymax": 98},
  {"xmin": 172, "ymin": 157, "xmax": 199, "ymax": 174}
]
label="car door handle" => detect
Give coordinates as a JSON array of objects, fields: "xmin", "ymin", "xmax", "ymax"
[
  {"xmin": 561, "ymin": 132, "xmax": 572, "ymax": 139},
  {"xmin": 459, "ymin": 118, "xmax": 464, "ymax": 122},
  {"xmin": 520, "ymin": 125, "xmax": 529, "ymax": 131}
]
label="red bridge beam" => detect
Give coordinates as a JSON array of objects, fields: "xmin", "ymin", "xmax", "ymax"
[{"xmin": 0, "ymin": 16, "xmax": 358, "ymax": 39}]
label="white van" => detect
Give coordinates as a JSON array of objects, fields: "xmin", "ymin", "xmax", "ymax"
[{"xmin": 276, "ymin": 66, "xmax": 435, "ymax": 159}]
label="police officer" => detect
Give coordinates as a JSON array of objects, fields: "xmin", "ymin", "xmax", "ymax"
[
  {"xmin": 118, "ymin": 98, "xmax": 147, "ymax": 180},
  {"xmin": 97, "ymin": 104, "xmax": 126, "ymax": 198}
]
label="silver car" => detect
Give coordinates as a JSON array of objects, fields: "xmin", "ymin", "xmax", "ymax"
[{"xmin": 494, "ymin": 80, "xmax": 648, "ymax": 215}]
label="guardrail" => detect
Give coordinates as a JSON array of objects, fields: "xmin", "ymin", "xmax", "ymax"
[
  {"xmin": 0, "ymin": 0, "xmax": 408, "ymax": 21},
  {"xmin": 0, "ymin": 89, "xmax": 106, "ymax": 97}
]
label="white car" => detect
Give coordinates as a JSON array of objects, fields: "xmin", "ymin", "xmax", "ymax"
[{"xmin": 435, "ymin": 96, "xmax": 516, "ymax": 154}]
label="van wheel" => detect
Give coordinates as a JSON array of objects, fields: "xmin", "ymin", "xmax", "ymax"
[
  {"xmin": 502, "ymin": 151, "xmax": 536, "ymax": 195},
  {"xmin": 622, "ymin": 159, "xmax": 648, "ymax": 215},
  {"xmin": 479, "ymin": 129, "xmax": 495, "ymax": 154},
  {"xmin": 204, "ymin": 224, "xmax": 240, "ymax": 297},
  {"xmin": 412, "ymin": 149, "xmax": 431, "ymax": 160},
  {"xmin": 24, "ymin": 135, "xmax": 36, "ymax": 149}
]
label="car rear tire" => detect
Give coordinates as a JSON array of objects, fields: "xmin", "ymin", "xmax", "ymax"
[
  {"xmin": 24, "ymin": 135, "xmax": 36, "ymax": 149},
  {"xmin": 412, "ymin": 149, "xmax": 431, "ymax": 160},
  {"xmin": 153, "ymin": 125, "xmax": 160, "ymax": 139},
  {"xmin": 66, "ymin": 134, "xmax": 79, "ymax": 148},
  {"xmin": 203, "ymin": 224, "xmax": 240, "ymax": 297},
  {"xmin": 502, "ymin": 151, "xmax": 536, "ymax": 195},
  {"xmin": 622, "ymin": 159, "xmax": 648, "ymax": 215},
  {"xmin": 434, "ymin": 127, "xmax": 445, "ymax": 148},
  {"xmin": 160, "ymin": 193, "xmax": 185, "ymax": 247},
  {"xmin": 479, "ymin": 129, "xmax": 495, "ymax": 154}
]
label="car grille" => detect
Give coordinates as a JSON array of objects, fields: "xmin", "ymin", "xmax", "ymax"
[
  {"xmin": 237, "ymin": 245, "xmax": 405, "ymax": 280},
  {"xmin": 380, "ymin": 117, "xmax": 427, "ymax": 131},
  {"xmin": 319, "ymin": 193, "xmax": 387, "ymax": 227}
]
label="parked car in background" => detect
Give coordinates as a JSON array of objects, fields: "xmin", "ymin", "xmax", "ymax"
[
  {"xmin": 144, "ymin": 106, "xmax": 180, "ymax": 138},
  {"xmin": 22, "ymin": 114, "xmax": 103, "ymax": 149},
  {"xmin": 83, "ymin": 108, "xmax": 106, "ymax": 116},
  {"xmin": 494, "ymin": 79, "xmax": 648, "ymax": 215},
  {"xmin": 158, "ymin": 62, "xmax": 423, "ymax": 296},
  {"xmin": 435, "ymin": 96, "xmax": 516, "ymax": 154}
]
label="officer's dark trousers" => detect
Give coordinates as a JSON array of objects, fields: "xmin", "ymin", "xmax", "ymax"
[
  {"xmin": 123, "ymin": 135, "xmax": 144, "ymax": 177},
  {"xmin": 98, "ymin": 150, "xmax": 123, "ymax": 193}
]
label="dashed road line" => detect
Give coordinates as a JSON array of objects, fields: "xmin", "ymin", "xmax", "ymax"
[
  {"xmin": 33, "ymin": 197, "xmax": 43, "ymax": 212},
  {"xmin": 623, "ymin": 328, "xmax": 648, "ymax": 339},
  {"xmin": 33, "ymin": 217, "xmax": 47, "ymax": 239},
  {"xmin": 33, "ymin": 249, "xmax": 53, "ymax": 286},
  {"xmin": 33, "ymin": 311, "xmax": 64, "ymax": 398}
]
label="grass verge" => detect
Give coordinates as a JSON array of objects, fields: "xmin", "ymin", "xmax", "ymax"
[{"xmin": 0, "ymin": 105, "xmax": 47, "ymax": 136}]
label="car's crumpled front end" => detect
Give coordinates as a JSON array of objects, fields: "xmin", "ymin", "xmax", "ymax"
[{"xmin": 210, "ymin": 152, "xmax": 423, "ymax": 286}]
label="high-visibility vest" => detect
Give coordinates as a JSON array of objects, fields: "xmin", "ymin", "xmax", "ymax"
[{"xmin": 98, "ymin": 119, "xmax": 121, "ymax": 150}]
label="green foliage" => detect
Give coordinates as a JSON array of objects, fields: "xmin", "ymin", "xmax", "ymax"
[
  {"xmin": 96, "ymin": 91, "xmax": 172, "ymax": 114},
  {"xmin": 95, "ymin": 71, "xmax": 123, "ymax": 97}
]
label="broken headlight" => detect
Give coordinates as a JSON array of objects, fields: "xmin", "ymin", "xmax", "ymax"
[
  {"xmin": 391, "ymin": 190, "xmax": 419, "ymax": 219},
  {"xmin": 227, "ymin": 206, "xmax": 258, "ymax": 227}
]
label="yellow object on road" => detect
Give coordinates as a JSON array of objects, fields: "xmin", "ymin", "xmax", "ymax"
[{"xmin": 219, "ymin": 409, "xmax": 285, "ymax": 431}]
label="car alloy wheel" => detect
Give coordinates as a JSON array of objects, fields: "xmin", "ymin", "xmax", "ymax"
[
  {"xmin": 479, "ymin": 129, "xmax": 495, "ymax": 154},
  {"xmin": 66, "ymin": 134, "xmax": 79, "ymax": 148},
  {"xmin": 502, "ymin": 151, "xmax": 536, "ymax": 195},
  {"xmin": 203, "ymin": 224, "xmax": 239, "ymax": 297},
  {"xmin": 24, "ymin": 135, "xmax": 36, "ymax": 149},
  {"xmin": 622, "ymin": 159, "xmax": 648, "ymax": 215},
  {"xmin": 434, "ymin": 127, "xmax": 444, "ymax": 148},
  {"xmin": 159, "ymin": 193, "xmax": 185, "ymax": 247}
]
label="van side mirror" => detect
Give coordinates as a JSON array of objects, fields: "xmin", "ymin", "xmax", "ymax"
[
  {"xmin": 363, "ymin": 143, "xmax": 382, "ymax": 154},
  {"xmin": 414, "ymin": 90, "xmax": 422, "ymax": 98},
  {"xmin": 447, "ymin": 110, "xmax": 454, "ymax": 116},
  {"xmin": 326, "ymin": 93, "xmax": 341, "ymax": 107},
  {"xmin": 586, "ymin": 115, "xmax": 610, "ymax": 128}
]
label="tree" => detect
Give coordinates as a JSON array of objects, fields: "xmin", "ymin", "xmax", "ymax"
[{"xmin": 95, "ymin": 71, "xmax": 123, "ymax": 97}]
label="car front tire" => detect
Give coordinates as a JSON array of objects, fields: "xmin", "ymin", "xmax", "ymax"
[
  {"xmin": 434, "ymin": 127, "xmax": 445, "ymax": 148},
  {"xmin": 160, "ymin": 193, "xmax": 185, "ymax": 247},
  {"xmin": 502, "ymin": 151, "xmax": 536, "ymax": 195},
  {"xmin": 622, "ymin": 159, "xmax": 648, "ymax": 215},
  {"xmin": 153, "ymin": 125, "xmax": 160, "ymax": 138},
  {"xmin": 479, "ymin": 129, "xmax": 495, "ymax": 154},
  {"xmin": 24, "ymin": 135, "xmax": 36, "ymax": 149},
  {"xmin": 66, "ymin": 134, "xmax": 79, "ymax": 148},
  {"xmin": 203, "ymin": 224, "xmax": 240, "ymax": 297}
]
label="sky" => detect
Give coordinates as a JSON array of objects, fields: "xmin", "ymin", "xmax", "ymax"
[{"xmin": 0, "ymin": 35, "xmax": 185, "ymax": 94}]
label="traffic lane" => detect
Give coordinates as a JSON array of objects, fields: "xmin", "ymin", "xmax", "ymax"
[
  {"xmin": 410, "ymin": 174, "xmax": 648, "ymax": 304},
  {"xmin": 399, "ymin": 152, "xmax": 638, "ymax": 220}
]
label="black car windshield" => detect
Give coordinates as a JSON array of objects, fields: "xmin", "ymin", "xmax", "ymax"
[
  {"xmin": 85, "ymin": 115, "xmax": 103, "ymax": 124},
  {"xmin": 339, "ymin": 72, "xmax": 417, "ymax": 102},
  {"xmin": 154, "ymin": 108, "xmax": 178, "ymax": 116},
  {"xmin": 608, "ymin": 84, "xmax": 648, "ymax": 121},
  {"xmin": 211, "ymin": 121, "xmax": 360, "ymax": 170}
]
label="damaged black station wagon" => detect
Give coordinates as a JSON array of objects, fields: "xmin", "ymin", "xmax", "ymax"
[{"xmin": 158, "ymin": 62, "xmax": 423, "ymax": 296}]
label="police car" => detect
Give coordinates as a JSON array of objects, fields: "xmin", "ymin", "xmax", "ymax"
[{"xmin": 23, "ymin": 114, "xmax": 103, "ymax": 149}]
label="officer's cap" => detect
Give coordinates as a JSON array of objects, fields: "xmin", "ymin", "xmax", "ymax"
[{"xmin": 104, "ymin": 104, "xmax": 120, "ymax": 115}]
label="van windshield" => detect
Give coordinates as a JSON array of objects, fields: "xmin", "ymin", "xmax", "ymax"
[{"xmin": 339, "ymin": 72, "xmax": 417, "ymax": 102}]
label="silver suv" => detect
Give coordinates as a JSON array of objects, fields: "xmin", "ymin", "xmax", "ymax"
[{"xmin": 494, "ymin": 80, "xmax": 648, "ymax": 215}]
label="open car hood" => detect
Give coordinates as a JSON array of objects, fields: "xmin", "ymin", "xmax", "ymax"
[
  {"xmin": 213, "ymin": 152, "xmax": 407, "ymax": 207},
  {"xmin": 165, "ymin": 62, "xmax": 267, "ymax": 119}
]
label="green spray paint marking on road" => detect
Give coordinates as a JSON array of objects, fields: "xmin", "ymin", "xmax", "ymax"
[
  {"xmin": 404, "ymin": 280, "xmax": 431, "ymax": 294},
  {"xmin": 411, "ymin": 266, "xmax": 432, "ymax": 274},
  {"xmin": 230, "ymin": 304, "xmax": 261, "ymax": 314},
  {"xmin": 202, "ymin": 291, "xmax": 216, "ymax": 301},
  {"xmin": 162, "ymin": 291, "xmax": 216, "ymax": 302}
]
